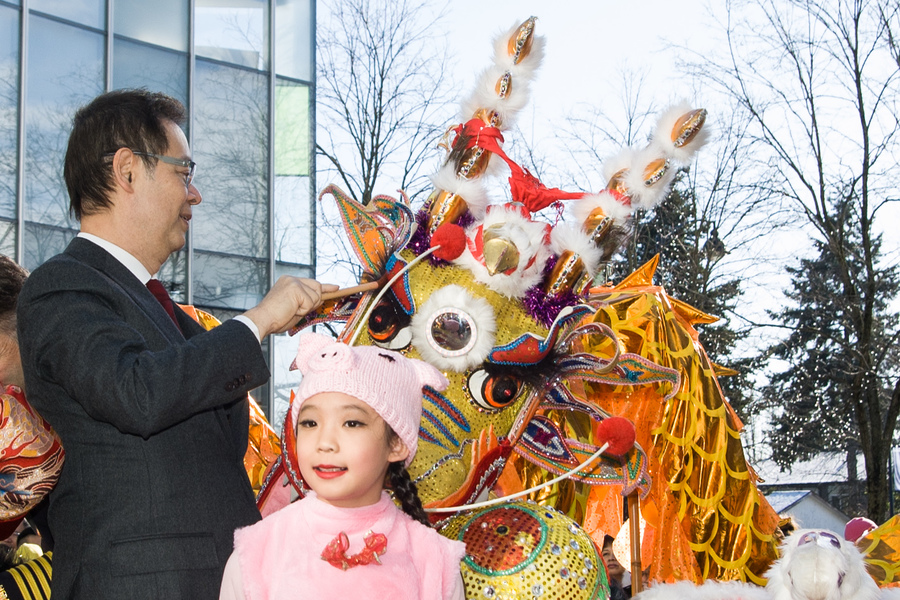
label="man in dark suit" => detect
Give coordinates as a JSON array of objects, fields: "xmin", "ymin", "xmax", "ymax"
[{"xmin": 16, "ymin": 90, "xmax": 335, "ymax": 599}]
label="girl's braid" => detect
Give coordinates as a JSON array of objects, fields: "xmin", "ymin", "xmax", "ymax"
[{"xmin": 387, "ymin": 461, "xmax": 430, "ymax": 526}]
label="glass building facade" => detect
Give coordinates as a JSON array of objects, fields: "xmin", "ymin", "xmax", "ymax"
[{"xmin": 0, "ymin": 0, "xmax": 316, "ymax": 424}]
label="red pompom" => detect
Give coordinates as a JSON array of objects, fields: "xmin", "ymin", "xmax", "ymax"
[
  {"xmin": 596, "ymin": 417, "xmax": 636, "ymax": 456},
  {"xmin": 430, "ymin": 223, "xmax": 467, "ymax": 261}
]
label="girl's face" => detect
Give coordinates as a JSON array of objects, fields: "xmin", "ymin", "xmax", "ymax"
[{"xmin": 295, "ymin": 391, "xmax": 409, "ymax": 508}]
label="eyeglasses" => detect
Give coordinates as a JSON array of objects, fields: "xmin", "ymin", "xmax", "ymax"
[
  {"xmin": 105, "ymin": 150, "xmax": 197, "ymax": 186},
  {"xmin": 131, "ymin": 151, "xmax": 197, "ymax": 186}
]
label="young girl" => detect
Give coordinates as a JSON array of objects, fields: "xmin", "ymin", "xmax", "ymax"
[{"xmin": 219, "ymin": 333, "xmax": 466, "ymax": 600}]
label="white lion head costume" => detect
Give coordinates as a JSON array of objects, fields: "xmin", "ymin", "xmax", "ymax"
[
  {"xmin": 767, "ymin": 529, "xmax": 880, "ymax": 600},
  {"xmin": 634, "ymin": 528, "xmax": 888, "ymax": 600}
]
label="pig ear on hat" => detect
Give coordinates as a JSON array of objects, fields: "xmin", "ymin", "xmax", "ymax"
[
  {"xmin": 412, "ymin": 359, "xmax": 449, "ymax": 392},
  {"xmin": 290, "ymin": 332, "xmax": 347, "ymax": 373}
]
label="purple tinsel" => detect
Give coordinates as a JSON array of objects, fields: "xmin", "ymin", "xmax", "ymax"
[
  {"xmin": 407, "ymin": 209, "xmax": 433, "ymax": 256},
  {"xmin": 522, "ymin": 255, "xmax": 581, "ymax": 328},
  {"xmin": 408, "ymin": 208, "xmax": 476, "ymax": 266}
]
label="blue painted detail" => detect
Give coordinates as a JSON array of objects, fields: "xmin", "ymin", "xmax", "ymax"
[
  {"xmin": 424, "ymin": 387, "xmax": 470, "ymax": 433},
  {"xmin": 422, "ymin": 409, "xmax": 459, "ymax": 448}
]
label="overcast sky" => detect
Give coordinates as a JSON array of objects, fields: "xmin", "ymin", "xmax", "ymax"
[{"xmin": 444, "ymin": 0, "xmax": 715, "ymax": 120}]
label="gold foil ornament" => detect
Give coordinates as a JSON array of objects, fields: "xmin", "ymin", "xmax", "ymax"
[
  {"xmin": 474, "ymin": 107, "xmax": 502, "ymax": 128},
  {"xmin": 606, "ymin": 168, "xmax": 630, "ymax": 197},
  {"xmin": 427, "ymin": 189, "xmax": 469, "ymax": 234},
  {"xmin": 583, "ymin": 207, "xmax": 614, "ymax": 245},
  {"xmin": 671, "ymin": 108, "xmax": 708, "ymax": 148},
  {"xmin": 544, "ymin": 250, "xmax": 588, "ymax": 297},
  {"xmin": 482, "ymin": 226, "xmax": 521, "ymax": 275},
  {"xmin": 508, "ymin": 17, "xmax": 537, "ymax": 64},
  {"xmin": 642, "ymin": 158, "xmax": 669, "ymax": 187},
  {"xmin": 495, "ymin": 72, "xmax": 512, "ymax": 98}
]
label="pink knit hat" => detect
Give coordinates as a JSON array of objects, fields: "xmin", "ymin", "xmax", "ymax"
[{"xmin": 289, "ymin": 333, "xmax": 449, "ymax": 465}]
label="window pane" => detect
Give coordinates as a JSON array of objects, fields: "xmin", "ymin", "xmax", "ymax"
[
  {"xmin": 275, "ymin": 0, "xmax": 312, "ymax": 81},
  {"xmin": 275, "ymin": 80, "xmax": 308, "ymax": 177},
  {"xmin": 0, "ymin": 220, "xmax": 15, "ymax": 258},
  {"xmin": 195, "ymin": 0, "xmax": 268, "ymax": 71},
  {"xmin": 274, "ymin": 177, "xmax": 312, "ymax": 265},
  {"xmin": 158, "ymin": 247, "xmax": 187, "ymax": 304},
  {"xmin": 113, "ymin": 37, "xmax": 188, "ymax": 108},
  {"xmin": 26, "ymin": 16, "xmax": 104, "ymax": 230},
  {"xmin": 271, "ymin": 261, "xmax": 314, "ymax": 422},
  {"xmin": 23, "ymin": 222, "xmax": 76, "ymax": 271},
  {"xmin": 272, "ymin": 331, "xmax": 303, "ymax": 427},
  {"xmin": 274, "ymin": 261, "xmax": 313, "ymax": 280},
  {"xmin": 193, "ymin": 59, "xmax": 268, "ymax": 259},
  {"xmin": 192, "ymin": 250, "xmax": 267, "ymax": 311},
  {"xmin": 29, "ymin": 0, "xmax": 104, "ymax": 29},
  {"xmin": 0, "ymin": 5, "xmax": 18, "ymax": 221},
  {"xmin": 113, "ymin": 0, "xmax": 188, "ymax": 52}
]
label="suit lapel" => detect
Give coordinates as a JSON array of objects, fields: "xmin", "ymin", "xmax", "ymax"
[{"xmin": 64, "ymin": 237, "xmax": 185, "ymax": 342}]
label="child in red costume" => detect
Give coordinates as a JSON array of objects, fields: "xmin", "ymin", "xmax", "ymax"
[{"xmin": 219, "ymin": 333, "xmax": 466, "ymax": 600}]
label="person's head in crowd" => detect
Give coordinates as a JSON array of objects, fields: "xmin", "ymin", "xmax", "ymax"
[
  {"xmin": 602, "ymin": 534, "xmax": 626, "ymax": 583},
  {"xmin": 0, "ymin": 255, "xmax": 27, "ymax": 389},
  {"xmin": 844, "ymin": 516, "xmax": 877, "ymax": 543},
  {"xmin": 65, "ymin": 89, "xmax": 188, "ymax": 220},
  {"xmin": 12, "ymin": 541, "xmax": 42, "ymax": 565},
  {"xmin": 0, "ymin": 519, "xmax": 27, "ymax": 551},
  {"xmin": 65, "ymin": 89, "xmax": 201, "ymax": 274},
  {"xmin": 16, "ymin": 526, "xmax": 40, "ymax": 548},
  {"xmin": 775, "ymin": 516, "xmax": 798, "ymax": 544}
]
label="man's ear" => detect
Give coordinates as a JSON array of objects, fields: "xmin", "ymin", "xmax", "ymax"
[
  {"xmin": 388, "ymin": 437, "xmax": 410, "ymax": 465},
  {"xmin": 111, "ymin": 148, "xmax": 137, "ymax": 192}
]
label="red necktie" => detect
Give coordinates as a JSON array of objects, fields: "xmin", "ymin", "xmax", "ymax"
[{"xmin": 146, "ymin": 279, "xmax": 182, "ymax": 332}]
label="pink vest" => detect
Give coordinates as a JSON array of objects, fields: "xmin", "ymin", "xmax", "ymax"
[{"xmin": 233, "ymin": 492, "xmax": 466, "ymax": 600}]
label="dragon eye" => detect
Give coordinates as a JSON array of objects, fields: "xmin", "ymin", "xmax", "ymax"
[
  {"xmin": 468, "ymin": 369, "xmax": 523, "ymax": 411},
  {"xmin": 410, "ymin": 284, "xmax": 496, "ymax": 372},
  {"xmin": 427, "ymin": 309, "xmax": 477, "ymax": 357},
  {"xmin": 367, "ymin": 300, "xmax": 411, "ymax": 350}
]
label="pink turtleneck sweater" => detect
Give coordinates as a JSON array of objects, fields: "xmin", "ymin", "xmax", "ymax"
[{"xmin": 219, "ymin": 492, "xmax": 466, "ymax": 600}]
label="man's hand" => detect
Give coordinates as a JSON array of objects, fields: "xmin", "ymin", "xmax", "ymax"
[{"xmin": 242, "ymin": 277, "xmax": 338, "ymax": 339}]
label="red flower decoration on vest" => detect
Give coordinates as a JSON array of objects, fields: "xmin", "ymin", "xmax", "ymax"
[{"xmin": 321, "ymin": 530, "xmax": 388, "ymax": 570}]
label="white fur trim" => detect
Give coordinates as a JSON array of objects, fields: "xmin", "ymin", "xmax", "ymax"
[
  {"xmin": 570, "ymin": 191, "xmax": 635, "ymax": 223},
  {"xmin": 453, "ymin": 205, "xmax": 551, "ymax": 297},
  {"xmin": 410, "ymin": 285, "xmax": 496, "ymax": 372},
  {"xmin": 429, "ymin": 164, "xmax": 490, "ymax": 218},
  {"xmin": 623, "ymin": 146, "xmax": 677, "ymax": 210},
  {"xmin": 491, "ymin": 21, "xmax": 545, "ymax": 80},
  {"xmin": 633, "ymin": 580, "xmax": 771, "ymax": 600},
  {"xmin": 460, "ymin": 66, "xmax": 533, "ymax": 130},
  {"xmin": 651, "ymin": 102, "xmax": 711, "ymax": 167},
  {"xmin": 457, "ymin": 21, "xmax": 545, "ymax": 132},
  {"xmin": 602, "ymin": 147, "xmax": 637, "ymax": 183},
  {"xmin": 454, "ymin": 248, "xmax": 547, "ymax": 298}
]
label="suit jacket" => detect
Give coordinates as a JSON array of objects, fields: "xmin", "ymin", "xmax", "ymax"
[{"xmin": 17, "ymin": 238, "xmax": 266, "ymax": 600}]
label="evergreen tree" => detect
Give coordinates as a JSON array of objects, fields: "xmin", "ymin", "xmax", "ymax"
[
  {"xmin": 761, "ymin": 206, "xmax": 900, "ymax": 470},
  {"xmin": 619, "ymin": 177, "xmax": 753, "ymax": 418},
  {"xmin": 696, "ymin": 0, "xmax": 900, "ymax": 519}
]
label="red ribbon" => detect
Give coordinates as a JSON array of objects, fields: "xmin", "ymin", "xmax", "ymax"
[
  {"xmin": 321, "ymin": 530, "xmax": 389, "ymax": 570},
  {"xmin": 450, "ymin": 118, "xmax": 586, "ymax": 213}
]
